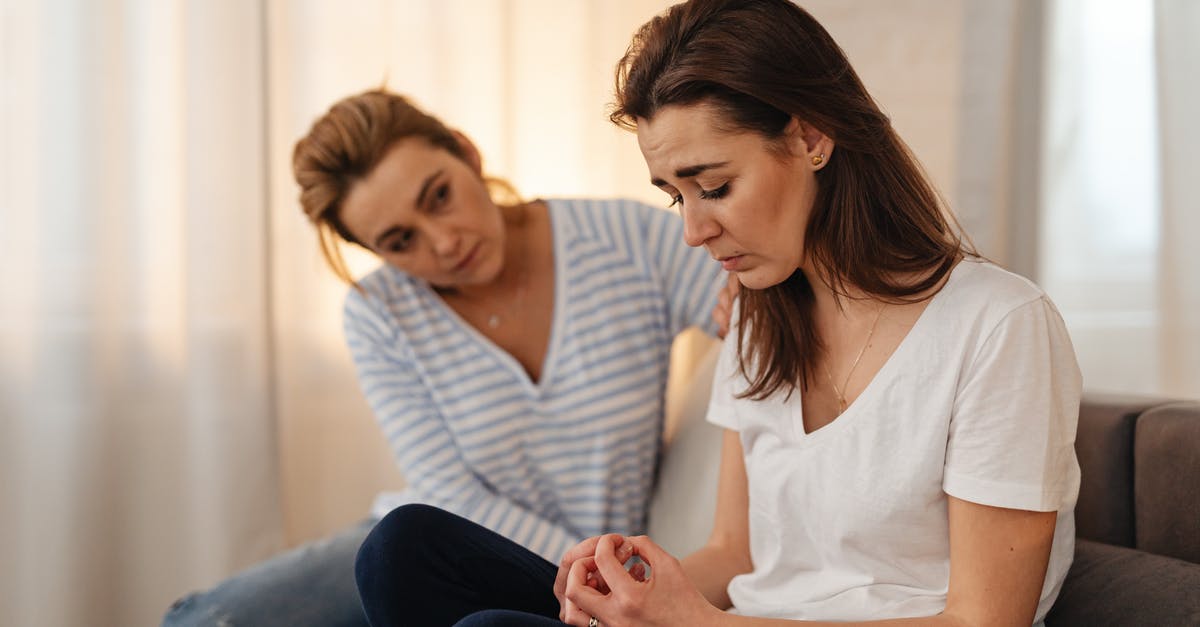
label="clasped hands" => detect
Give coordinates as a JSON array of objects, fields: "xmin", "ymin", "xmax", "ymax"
[{"xmin": 553, "ymin": 533, "xmax": 716, "ymax": 627}]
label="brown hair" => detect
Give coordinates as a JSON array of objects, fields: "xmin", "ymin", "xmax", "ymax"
[
  {"xmin": 611, "ymin": 0, "xmax": 967, "ymax": 400},
  {"xmin": 292, "ymin": 88, "xmax": 517, "ymax": 285}
]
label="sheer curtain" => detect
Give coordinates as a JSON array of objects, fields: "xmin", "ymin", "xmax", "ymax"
[
  {"xmin": 1040, "ymin": 0, "xmax": 1200, "ymax": 399},
  {"xmin": 956, "ymin": 0, "xmax": 1198, "ymax": 400},
  {"xmin": 1154, "ymin": 0, "xmax": 1200, "ymax": 399},
  {"xmin": 1, "ymin": 2, "xmax": 281, "ymax": 625}
]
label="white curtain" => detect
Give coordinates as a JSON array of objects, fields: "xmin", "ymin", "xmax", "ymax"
[
  {"xmin": 956, "ymin": 0, "xmax": 1199, "ymax": 400},
  {"xmin": 1039, "ymin": 0, "xmax": 1200, "ymax": 399},
  {"xmin": 1, "ymin": 2, "xmax": 281, "ymax": 625},
  {"xmin": 1154, "ymin": 0, "xmax": 1200, "ymax": 399}
]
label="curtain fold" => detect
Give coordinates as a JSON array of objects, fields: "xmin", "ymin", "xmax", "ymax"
[
  {"xmin": 0, "ymin": 2, "xmax": 282, "ymax": 625},
  {"xmin": 1155, "ymin": 0, "xmax": 1200, "ymax": 399}
]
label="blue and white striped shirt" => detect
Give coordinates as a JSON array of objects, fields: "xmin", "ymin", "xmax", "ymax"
[{"xmin": 344, "ymin": 197, "xmax": 723, "ymax": 561}]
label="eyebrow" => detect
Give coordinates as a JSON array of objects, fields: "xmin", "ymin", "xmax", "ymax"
[
  {"xmin": 650, "ymin": 161, "xmax": 729, "ymax": 188},
  {"xmin": 371, "ymin": 169, "xmax": 442, "ymax": 249}
]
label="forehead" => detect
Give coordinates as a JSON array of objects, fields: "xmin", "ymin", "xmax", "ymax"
[
  {"xmin": 635, "ymin": 103, "xmax": 759, "ymax": 178},
  {"xmin": 341, "ymin": 138, "xmax": 444, "ymax": 222},
  {"xmin": 637, "ymin": 104, "xmax": 720, "ymax": 157},
  {"xmin": 340, "ymin": 136, "xmax": 448, "ymax": 234}
]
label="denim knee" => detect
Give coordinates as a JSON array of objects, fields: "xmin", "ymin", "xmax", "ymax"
[{"xmin": 161, "ymin": 591, "xmax": 227, "ymax": 627}]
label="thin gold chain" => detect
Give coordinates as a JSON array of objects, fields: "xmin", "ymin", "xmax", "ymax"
[{"xmin": 822, "ymin": 304, "xmax": 886, "ymax": 414}]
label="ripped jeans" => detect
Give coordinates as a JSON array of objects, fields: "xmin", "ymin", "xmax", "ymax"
[{"xmin": 162, "ymin": 519, "xmax": 374, "ymax": 627}]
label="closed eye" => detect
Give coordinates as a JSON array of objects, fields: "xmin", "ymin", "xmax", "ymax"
[{"xmin": 699, "ymin": 182, "xmax": 729, "ymax": 200}]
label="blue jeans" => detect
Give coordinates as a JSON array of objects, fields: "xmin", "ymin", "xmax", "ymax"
[
  {"xmin": 163, "ymin": 519, "xmax": 374, "ymax": 627},
  {"xmin": 355, "ymin": 504, "xmax": 563, "ymax": 627}
]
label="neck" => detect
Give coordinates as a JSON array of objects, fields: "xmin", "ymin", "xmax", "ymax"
[{"xmin": 451, "ymin": 202, "xmax": 533, "ymax": 302}]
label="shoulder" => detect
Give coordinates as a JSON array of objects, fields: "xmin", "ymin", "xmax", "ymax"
[
  {"xmin": 343, "ymin": 265, "xmax": 424, "ymax": 329},
  {"xmin": 943, "ymin": 259, "xmax": 1054, "ymax": 321},
  {"xmin": 546, "ymin": 197, "xmax": 669, "ymax": 233}
]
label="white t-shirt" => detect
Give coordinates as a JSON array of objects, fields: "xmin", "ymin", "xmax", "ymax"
[{"xmin": 706, "ymin": 260, "xmax": 1081, "ymax": 623}]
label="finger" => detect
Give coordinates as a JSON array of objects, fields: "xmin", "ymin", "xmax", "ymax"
[
  {"xmin": 623, "ymin": 534, "xmax": 677, "ymax": 571},
  {"xmin": 564, "ymin": 558, "xmax": 595, "ymax": 623},
  {"xmin": 594, "ymin": 535, "xmax": 637, "ymax": 595},
  {"xmin": 629, "ymin": 562, "xmax": 647, "ymax": 582},
  {"xmin": 555, "ymin": 536, "xmax": 603, "ymax": 598},
  {"xmin": 565, "ymin": 558, "xmax": 609, "ymax": 624}
]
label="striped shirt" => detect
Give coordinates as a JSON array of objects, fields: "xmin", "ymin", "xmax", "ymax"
[{"xmin": 344, "ymin": 197, "xmax": 723, "ymax": 561}]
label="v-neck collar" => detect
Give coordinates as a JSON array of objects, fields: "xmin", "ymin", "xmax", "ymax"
[
  {"xmin": 793, "ymin": 258, "xmax": 972, "ymax": 445},
  {"xmin": 414, "ymin": 199, "xmax": 566, "ymax": 398}
]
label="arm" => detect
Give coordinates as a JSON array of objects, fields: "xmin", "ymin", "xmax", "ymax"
[
  {"xmin": 680, "ymin": 428, "xmax": 754, "ymax": 609},
  {"xmin": 564, "ymin": 493, "xmax": 1057, "ymax": 627},
  {"xmin": 344, "ymin": 294, "xmax": 580, "ymax": 562}
]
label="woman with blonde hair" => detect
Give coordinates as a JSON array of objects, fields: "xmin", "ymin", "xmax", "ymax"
[
  {"xmin": 355, "ymin": 1, "xmax": 1081, "ymax": 626},
  {"xmin": 162, "ymin": 88, "xmax": 728, "ymax": 626}
]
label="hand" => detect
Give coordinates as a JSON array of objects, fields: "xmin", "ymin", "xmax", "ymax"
[
  {"xmin": 564, "ymin": 535, "xmax": 717, "ymax": 627},
  {"xmin": 712, "ymin": 272, "xmax": 739, "ymax": 339},
  {"xmin": 555, "ymin": 534, "xmax": 637, "ymax": 622}
]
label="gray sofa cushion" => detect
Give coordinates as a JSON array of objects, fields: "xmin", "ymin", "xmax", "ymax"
[
  {"xmin": 1074, "ymin": 394, "xmax": 1165, "ymax": 547},
  {"xmin": 1045, "ymin": 540, "xmax": 1200, "ymax": 626},
  {"xmin": 1134, "ymin": 402, "xmax": 1200, "ymax": 563}
]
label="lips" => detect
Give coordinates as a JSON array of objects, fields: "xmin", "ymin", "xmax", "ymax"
[
  {"xmin": 715, "ymin": 253, "xmax": 745, "ymax": 271},
  {"xmin": 453, "ymin": 242, "xmax": 481, "ymax": 272}
]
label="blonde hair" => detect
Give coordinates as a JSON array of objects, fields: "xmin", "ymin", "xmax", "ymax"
[{"xmin": 292, "ymin": 88, "xmax": 518, "ymax": 285}]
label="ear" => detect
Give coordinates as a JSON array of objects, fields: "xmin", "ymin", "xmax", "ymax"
[
  {"xmin": 451, "ymin": 130, "xmax": 484, "ymax": 175},
  {"xmin": 784, "ymin": 117, "xmax": 835, "ymax": 170}
]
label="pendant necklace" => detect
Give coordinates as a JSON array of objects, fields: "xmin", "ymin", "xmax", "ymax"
[
  {"xmin": 486, "ymin": 211, "xmax": 531, "ymax": 330},
  {"xmin": 823, "ymin": 303, "xmax": 886, "ymax": 415}
]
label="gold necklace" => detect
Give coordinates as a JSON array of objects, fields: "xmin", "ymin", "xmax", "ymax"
[
  {"xmin": 822, "ymin": 304, "xmax": 886, "ymax": 415},
  {"xmin": 486, "ymin": 205, "xmax": 531, "ymax": 330}
]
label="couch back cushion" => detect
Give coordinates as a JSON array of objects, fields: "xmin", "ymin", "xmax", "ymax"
[
  {"xmin": 1073, "ymin": 395, "xmax": 1164, "ymax": 547},
  {"xmin": 1134, "ymin": 402, "xmax": 1200, "ymax": 564}
]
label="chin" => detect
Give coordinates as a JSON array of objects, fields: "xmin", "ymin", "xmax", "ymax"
[{"xmin": 736, "ymin": 267, "xmax": 791, "ymax": 290}]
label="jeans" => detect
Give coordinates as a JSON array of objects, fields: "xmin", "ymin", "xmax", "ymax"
[
  {"xmin": 162, "ymin": 519, "xmax": 374, "ymax": 627},
  {"xmin": 355, "ymin": 504, "xmax": 565, "ymax": 627}
]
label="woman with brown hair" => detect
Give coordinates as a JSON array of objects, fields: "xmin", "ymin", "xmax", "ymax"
[
  {"xmin": 162, "ymin": 88, "xmax": 729, "ymax": 626},
  {"xmin": 354, "ymin": 1, "xmax": 1081, "ymax": 626}
]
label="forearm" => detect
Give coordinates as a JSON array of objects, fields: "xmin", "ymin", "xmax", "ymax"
[
  {"xmin": 714, "ymin": 613, "xmax": 968, "ymax": 627},
  {"xmin": 680, "ymin": 544, "xmax": 753, "ymax": 610}
]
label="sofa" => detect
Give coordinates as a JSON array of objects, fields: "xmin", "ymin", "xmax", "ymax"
[{"xmin": 648, "ymin": 343, "xmax": 1200, "ymax": 625}]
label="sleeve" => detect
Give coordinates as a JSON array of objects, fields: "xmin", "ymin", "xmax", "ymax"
[
  {"xmin": 943, "ymin": 296, "xmax": 1083, "ymax": 512},
  {"xmin": 634, "ymin": 200, "xmax": 725, "ymax": 337},
  {"xmin": 343, "ymin": 290, "xmax": 582, "ymax": 562}
]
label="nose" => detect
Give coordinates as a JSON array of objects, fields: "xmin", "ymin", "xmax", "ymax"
[
  {"xmin": 426, "ymin": 221, "xmax": 460, "ymax": 258},
  {"xmin": 681, "ymin": 203, "xmax": 720, "ymax": 248}
]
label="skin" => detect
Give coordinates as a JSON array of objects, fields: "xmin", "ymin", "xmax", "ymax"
[
  {"xmin": 340, "ymin": 133, "xmax": 509, "ymax": 291},
  {"xmin": 557, "ymin": 102, "xmax": 1058, "ymax": 626},
  {"xmin": 338, "ymin": 133, "xmax": 556, "ymax": 381}
]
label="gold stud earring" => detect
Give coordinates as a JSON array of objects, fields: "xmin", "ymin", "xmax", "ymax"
[{"xmin": 812, "ymin": 153, "xmax": 825, "ymax": 166}]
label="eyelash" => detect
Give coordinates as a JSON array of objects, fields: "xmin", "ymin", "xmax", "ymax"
[
  {"xmin": 385, "ymin": 183, "xmax": 453, "ymax": 253},
  {"xmin": 386, "ymin": 230, "xmax": 415, "ymax": 253},
  {"xmin": 667, "ymin": 182, "xmax": 730, "ymax": 208}
]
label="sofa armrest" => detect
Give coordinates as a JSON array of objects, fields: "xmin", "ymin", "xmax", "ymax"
[
  {"xmin": 1134, "ymin": 401, "xmax": 1200, "ymax": 563},
  {"xmin": 1045, "ymin": 540, "xmax": 1200, "ymax": 626}
]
